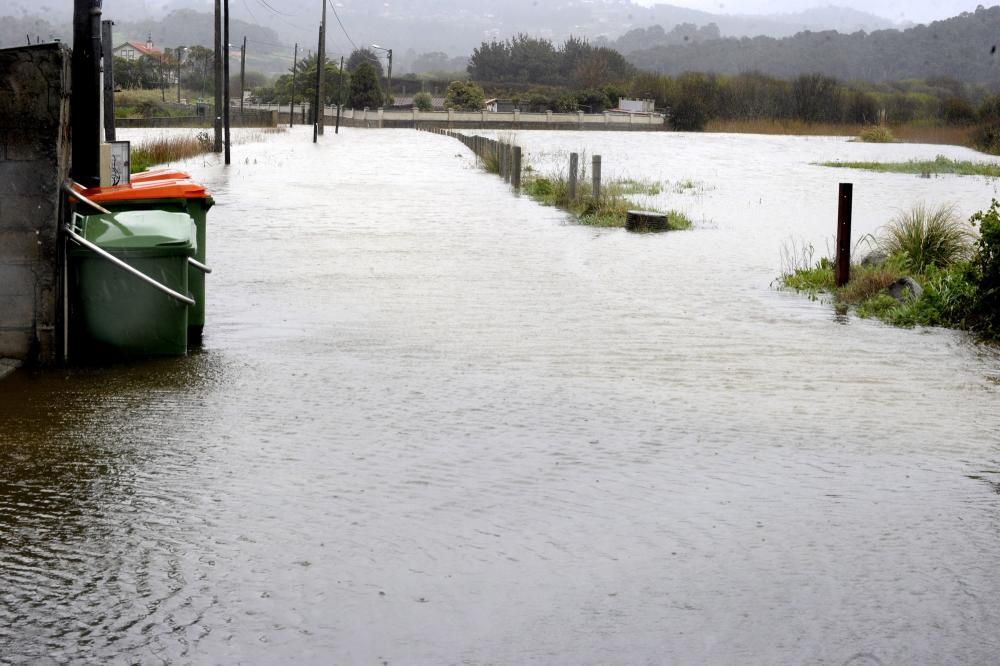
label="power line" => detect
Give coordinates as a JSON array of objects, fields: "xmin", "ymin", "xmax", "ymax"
[{"xmin": 328, "ymin": 0, "xmax": 358, "ymax": 51}]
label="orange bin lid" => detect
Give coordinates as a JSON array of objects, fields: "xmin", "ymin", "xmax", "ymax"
[
  {"xmin": 82, "ymin": 178, "xmax": 211, "ymax": 202},
  {"xmin": 131, "ymin": 168, "xmax": 192, "ymax": 183}
]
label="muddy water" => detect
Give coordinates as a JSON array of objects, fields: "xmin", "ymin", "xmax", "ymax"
[{"xmin": 2, "ymin": 128, "xmax": 1000, "ymax": 664}]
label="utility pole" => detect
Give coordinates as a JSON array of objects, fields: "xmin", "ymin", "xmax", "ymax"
[
  {"xmin": 317, "ymin": 0, "xmax": 327, "ymax": 136},
  {"xmin": 213, "ymin": 0, "xmax": 222, "ymax": 152},
  {"xmin": 386, "ymin": 49, "xmax": 392, "ymax": 105},
  {"xmin": 290, "ymin": 42, "xmax": 298, "ymax": 128},
  {"xmin": 239, "ymin": 35, "xmax": 246, "ymax": 115},
  {"xmin": 101, "ymin": 19, "xmax": 115, "ymax": 142},
  {"xmin": 71, "ymin": 0, "xmax": 103, "ymax": 188},
  {"xmin": 223, "ymin": 0, "xmax": 231, "ymax": 165},
  {"xmin": 177, "ymin": 45, "xmax": 183, "ymax": 104},
  {"xmin": 313, "ymin": 23, "xmax": 321, "ymax": 143},
  {"xmin": 335, "ymin": 55, "xmax": 344, "ymax": 134}
]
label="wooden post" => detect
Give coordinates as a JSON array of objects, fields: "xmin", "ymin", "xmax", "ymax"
[
  {"xmin": 569, "ymin": 152, "xmax": 579, "ymax": 200},
  {"xmin": 289, "ymin": 43, "xmax": 297, "ymax": 127},
  {"xmin": 213, "ymin": 0, "xmax": 222, "ymax": 152},
  {"xmin": 72, "ymin": 0, "xmax": 103, "ymax": 187},
  {"xmin": 836, "ymin": 183, "xmax": 853, "ymax": 287},
  {"xmin": 101, "ymin": 19, "xmax": 115, "ymax": 142},
  {"xmin": 239, "ymin": 35, "xmax": 246, "ymax": 115},
  {"xmin": 592, "ymin": 154, "xmax": 601, "ymax": 201},
  {"xmin": 513, "ymin": 146, "xmax": 522, "ymax": 190},
  {"xmin": 223, "ymin": 0, "xmax": 231, "ymax": 164}
]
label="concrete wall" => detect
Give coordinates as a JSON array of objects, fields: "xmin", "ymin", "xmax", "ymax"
[{"xmin": 0, "ymin": 44, "xmax": 72, "ymax": 365}]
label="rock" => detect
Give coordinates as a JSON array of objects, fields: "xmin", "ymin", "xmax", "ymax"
[{"xmin": 886, "ymin": 276, "xmax": 923, "ymax": 302}]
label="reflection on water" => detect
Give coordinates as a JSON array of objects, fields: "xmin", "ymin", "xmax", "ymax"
[{"xmin": 2, "ymin": 128, "xmax": 1000, "ymax": 664}]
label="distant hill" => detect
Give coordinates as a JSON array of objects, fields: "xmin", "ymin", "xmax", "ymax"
[
  {"xmin": 627, "ymin": 5, "xmax": 1000, "ymax": 84},
  {"xmin": 1, "ymin": 0, "xmax": 900, "ymax": 58}
]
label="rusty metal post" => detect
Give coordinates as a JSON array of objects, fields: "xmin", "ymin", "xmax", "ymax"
[{"xmin": 836, "ymin": 183, "xmax": 853, "ymax": 287}]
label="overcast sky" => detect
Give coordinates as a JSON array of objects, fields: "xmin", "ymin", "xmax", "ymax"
[{"xmin": 632, "ymin": 0, "xmax": 988, "ymax": 24}]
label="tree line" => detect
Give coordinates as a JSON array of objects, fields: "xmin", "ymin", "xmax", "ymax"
[{"xmin": 627, "ymin": 6, "xmax": 1000, "ymax": 85}]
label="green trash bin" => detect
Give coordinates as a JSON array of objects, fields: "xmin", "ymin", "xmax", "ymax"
[
  {"xmin": 81, "ymin": 180, "xmax": 214, "ymax": 340},
  {"xmin": 68, "ymin": 210, "xmax": 197, "ymax": 357}
]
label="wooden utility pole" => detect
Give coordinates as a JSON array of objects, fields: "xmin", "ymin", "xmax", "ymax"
[
  {"xmin": 71, "ymin": 0, "xmax": 103, "ymax": 188},
  {"xmin": 223, "ymin": 0, "xmax": 231, "ymax": 165},
  {"xmin": 335, "ymin": 55, "xmax": 344, "ymax": 134},
  {"xmin": 289, "ymin": 43, "xmax": 298, "ymax": 127},
  {"xmin": 213, "ymin": 0, "xmax": 222, "ymax": 152},
  {"xmin": 317, "ymin": 0, "xmax": 327, "ymax": 136},
  {"xmin": 176, "ymin": 45, "xmax": 183, "ymax": 104},
  {"xmin": 313, "ymin": 23, "xmax": 321, "ymax": 143},
  {"xmin": 101, "ymin": 19, "xmax": 115, "ymax": 142},
  {"xmin": 239, "ymin": 35, "xmax": 246, "ymax": 114}
]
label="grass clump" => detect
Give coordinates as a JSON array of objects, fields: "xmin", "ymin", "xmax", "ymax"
[
  {"xmin": 819, "ymin": 155, "xmax": 1000, "ymax": 178},
  {"xmin": 777, "ymin": 200, "xmax": 1000, "ymax": 338},
  {"xmin": 522, "ymin": 167, "xmax": 691, "ymax": 230},
  {"xmin": 857, "ymin": 125, "xmax": 895, "ymax": 143},
  {"xmin": 879, "ymin": 203, "xmax": 973, "ymax": 272},
  {"xmin": 130, "ymin": 131, "xmax": 214, "ymax": 173}
]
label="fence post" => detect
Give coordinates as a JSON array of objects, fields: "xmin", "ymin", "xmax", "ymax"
[
  {"xmin": 836, "ymin": 183, "xmax": 853, "ymax": 287},
  {"xmin": 513, "ymin": 146, "xmax": 522, "ymax": 190},
  {"xmin": 592, "ymin": 155, "xmax": 601, "ymax": 201},
  {"xmin": 569, "ymin": 152, "xmax": 579, "ymax": 200}
]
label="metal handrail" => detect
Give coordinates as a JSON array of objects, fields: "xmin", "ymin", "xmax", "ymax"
[
  {"xmin": 63, "ymin": 180, "xmax": 111, "ymax": 214},
  {"xmin": 63, "ymin": 221, "xmax": 196, "ymax": 307},
  {"xmin": 187, "ymin": 257, "xmax": 212, "ymax": 274}
]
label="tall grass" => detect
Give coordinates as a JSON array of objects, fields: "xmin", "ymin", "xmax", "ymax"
[
  {"xmin": 130, "ymin": 132, "xmax": 214, "ymax": 173},
  {"xmin": 857, "ymin": 125, "xmax": 895, "ymax": 143},
  {"xmin": 880, "ymin": 203, "xmax": 974, "ymax": 272},
  {"xmin": 820, "ymin": 155, "xmax": 1000, "ymax": 177}
]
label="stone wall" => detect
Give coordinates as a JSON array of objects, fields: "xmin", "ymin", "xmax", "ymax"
[{"xmin": 0, "ymin": 44, "xmax": 72, "ymax": 365}]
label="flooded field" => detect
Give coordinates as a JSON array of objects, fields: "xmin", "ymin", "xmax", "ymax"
[{"xmin": 2, "ymin": 127, "xmax": 1000, "ymax": 664}]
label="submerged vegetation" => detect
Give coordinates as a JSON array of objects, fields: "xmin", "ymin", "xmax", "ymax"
[
  {"xmin": 779, "ymin": 200, "xmax": 1000, "ymax": 339},
  {"xmin": 129, "ymin": 128, "xmax": 286, "ymax": 172},
  {"xmin": 130, "ymin": 132, "xmax": 214, "ymax": 173},
  {"xmin": 491, "ymin": 141, "xmax": 691, "ymax": 230},
  {"xmin": 819, "ymin": 155, "xmax": 1000, "ymax": 178}
]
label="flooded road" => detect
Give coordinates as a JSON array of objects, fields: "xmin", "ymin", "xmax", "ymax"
[{"xmin": 2, "ymin": 127, "xmax": 1000, "ymax": 664}]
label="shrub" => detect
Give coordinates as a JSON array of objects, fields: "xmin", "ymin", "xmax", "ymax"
[
  {"xmin": 527, "ymin": 177, "xmax": 556, "ymax": 197},
  {"xmin": 879, "ymin": 203, "xmax": 974, "ymax": 272},
  {"xmin": 858, "ymin": 125, "xmax": 895, "ymax": 143},
  {"xmin": 669, "ymin": 97, "xmax": 708, "ymax": 131},
  {"xmin": 970, "ymin": 199, "xmax": 1000, "ymax": 338},
  {"xmin": 413, "ymin": 91, "xmax": 433, "ymax": 111}
]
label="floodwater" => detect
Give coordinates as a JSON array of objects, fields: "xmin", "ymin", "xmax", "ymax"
[{"xmin": 2, "ymin": 127, "xmax": 1000, "ymax": 664}]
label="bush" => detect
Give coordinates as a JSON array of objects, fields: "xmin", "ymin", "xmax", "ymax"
[
  {"xmin": 970, "ymin": 199, "xmax": 1000, "ymax": 338},
  {"xmin": 879, "ymin": 203, "xmax": 973, "ymax": 272},
  {"xmin": 413, "ymin": 91, "xmax": 433, "ymax": 111},
  {"xmin": 858, "ymin": 125, "xmax": 895, "ymax": 143},
  {"xmin": 669, "ymin": 97, "xmax": 708, "ymax": 131}
]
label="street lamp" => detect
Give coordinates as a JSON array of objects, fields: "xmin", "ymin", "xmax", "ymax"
[{"xmin": 371, "ymin": 43, "xmax": 392, "ymax": 107}]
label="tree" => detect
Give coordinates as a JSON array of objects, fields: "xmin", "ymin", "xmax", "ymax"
[
  {"xmin": 413, "ymin": 91, "xmax": 433, "ymax": 111},
  {"xmin": 444, "ymin": 80, "xmax": 485, "ymax": 111},
  {"xmin": 348, "ymin": 62, "xmax": 384, "ymax": 109},
  {"xmin": 347, "ymin": 48, "xmax": 384, "ymax": 78}
]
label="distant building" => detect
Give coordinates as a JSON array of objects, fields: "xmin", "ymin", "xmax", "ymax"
[
  {"xmin": 615, "ymin": 98, "xmax": 656, "ymax": 114},
  {"xmin": 112, "ymin": 38, "xmax": 164, "ymax": 62},
  {"xmin": 484, "ymin": 98, "xmax": 526, "ymax": 113}
]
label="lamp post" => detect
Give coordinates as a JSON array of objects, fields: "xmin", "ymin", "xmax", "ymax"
[{"xmin": 371, "ymin": 43, "xmax": 392, "ymax": 107}]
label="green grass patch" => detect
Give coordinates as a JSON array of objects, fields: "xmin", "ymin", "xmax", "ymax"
[
  {"xmin": 777, "ymin": 201, "xmax": 989, "ymax": 335},
  {"xmin": 522, "ymin": 171, "xmax": 691, "ymax": 230},
  {"xmin": 856, "ymin": 125, "xmax": 896, "ymax": 143},
  {"xmin": 820, "ymin": 154, "xmax": 1000, "ymax": 177}
]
